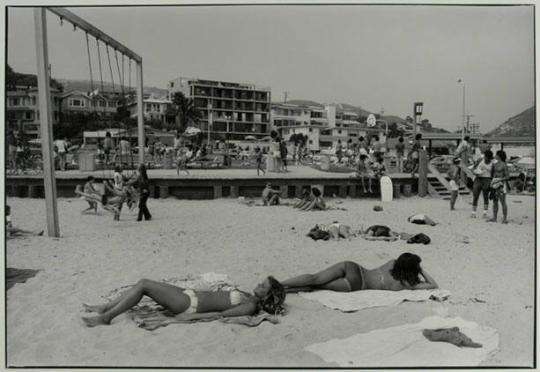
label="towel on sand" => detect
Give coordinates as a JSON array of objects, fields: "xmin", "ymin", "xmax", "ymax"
[
  {"xmin": 298, "ymin": 289, "xmax": 450, "ymax": 312},
  {"xmin": 305, "ymin": 315, "xmax": 499, "ymax": 367},
  {"xmin": 6, "ymin": 268, "xmax": 40, "ymax": 290},
  {"xmin": 104, "ymin": 273, "xmax": 279, "ymax": 331}
]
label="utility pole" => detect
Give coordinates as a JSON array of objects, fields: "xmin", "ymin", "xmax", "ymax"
[
  {"xmin": 465, "ymin": 114, "xmax": 474, "ymax": 135},
  {"xmin": 284, "ymin": 91, "xmax": 288, "ymax": 103}
]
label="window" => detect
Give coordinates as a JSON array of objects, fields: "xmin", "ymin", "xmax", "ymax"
[
  {"xmin": 70, "ymin": 98, "xmax": 84, "ymax": 107},
  {"xmin": 309, "ymin": 140, "xmax": 313, "ymax": 144},
  {"xmin": 309, "ymin": 128, "xmax": 313, "ymax": 132},
  {"xmin": 108, "ymin": 101, "xmax": 116, "ymax": 108},
  {"xmin": 12, "ymin": 98, "xmax": 20, "ymax": 106},
  {"xmin": 32, "ymin": 97, "xmax": 37, "ymax": 105},
  {"xmin": 25, "ymin": 112, "xmax": 32, "ymax": 120},
  {"xmin": 338, "ymin": 130, "xmax": 342, "ymax": 134},
  {"xmin": 99, "ymin": 100, "xmax": 106, "ymax": 107}
]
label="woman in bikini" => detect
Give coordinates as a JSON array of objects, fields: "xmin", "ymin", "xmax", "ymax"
[
  {"xmin": 82, "ymin": 276, "xmax": 285, "ymax": 327},
  {"xmin": 280, "ymin": 252, "xmax": 438, "ymax": 292},
  {"xmin": 487, "ymin": 150, "xmax": 509, "ymax": 224}
]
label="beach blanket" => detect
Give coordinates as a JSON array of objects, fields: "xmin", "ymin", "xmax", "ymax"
[
  {"xmin": 298, "ymin": 289, "xmax": 450, "ymax": 312},
  {"xmin": 104, "ymin": 273, "xmax": 280, "ymax": 330},
  {"xmin": 6, "ymin": 268, "xmax": 40, "ymax": 290},
  {"xmin": 305, "ymin": 315, "xmax": 499, "ymax": 367}
]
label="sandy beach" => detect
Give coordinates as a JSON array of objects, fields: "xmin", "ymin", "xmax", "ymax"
[{"xmin": 5, "ymin": 192, "xmax": 535, "ymax": 368}]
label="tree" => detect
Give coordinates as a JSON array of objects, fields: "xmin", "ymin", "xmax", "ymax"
[
  {"xmin": 387, "ymin": 122, "xmax": 405, "ymax": 138},
  {"xmin": 171, "ymin": 92, "xmax": 202, "ymax": 134}
]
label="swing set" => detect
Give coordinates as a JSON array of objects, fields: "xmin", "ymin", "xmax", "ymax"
[{"xmin": 34, "ymin": 7, "xmax": 145, "ymax": 237}]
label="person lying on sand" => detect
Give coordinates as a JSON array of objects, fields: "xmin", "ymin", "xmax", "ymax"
[
  {"xmin": 262, "ymin": 183, "xmax": 281, "ymax": 206},
  {"xmin": 82, "ymin": 276, "xmax": 286, "ymax": 327},
  {"xmin": 307, "ymin": 222, "xmax": 354, "ymax": 241},
  {"xmin": 407, "ymin": 214, "xmax": 437, "ymax": 226},
  {"xmin": 281, "ymin": 253, "xmax": 438, "ymax": 292},
  {"xmin": 5, "ymin": 205, "xmax": 43, "ymax": 237},
  {"xmin": 358, "ymin": 225, "xmax": 404, "ymax": 241}
]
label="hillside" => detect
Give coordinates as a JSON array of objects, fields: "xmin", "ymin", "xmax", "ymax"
[
  {"xmin": 487, "ymin": 106, "xmax": 535, "ymax": 137},
  {"xmin": 56, "ymin": 78, "xmax": 169, "ymax": 98}
]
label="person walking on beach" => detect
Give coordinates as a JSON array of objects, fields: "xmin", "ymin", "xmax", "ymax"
[
  {"xmin": 471, "ymin": 149, "xmax": 494, "ymax": 219},
  {"xmin": 81, "ymin": 276, "xmax": 286, "ymax": 328},
  {"xmin": 395, "ymin": 136, "xmax": 406, "ymax": 172},
  {"xmin": 280, "ymin": 252, "xmax": 438, "ymax": 292},
  {"xmin": 448, "ymin": 157, "xmax": 461, "ymax": 211},
  {"xmin": 487, "ymin": 150, "xmax": 510, "ymax": 224},
  {"xmin": 132, "ymin": 163, "xmax": 152, "ymax": 222}
]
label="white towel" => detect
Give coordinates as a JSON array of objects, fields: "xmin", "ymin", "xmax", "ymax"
[
  {"xmin": 305, "ymin": 315, "xmax": 499, "ymax": 367},
  {"xmin": 298, "ymin": 289, "xmax": 450, "ymax": 312}
]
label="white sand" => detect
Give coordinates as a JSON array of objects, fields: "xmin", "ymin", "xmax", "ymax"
[{"xmin": 5, "ymin": 193, "xmax": 535, "ymax": 367}]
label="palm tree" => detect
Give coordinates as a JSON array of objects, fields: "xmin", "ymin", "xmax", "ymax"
[{"xmin": 171, "ymin": 92, "xmax": 202, "ymax": 134}]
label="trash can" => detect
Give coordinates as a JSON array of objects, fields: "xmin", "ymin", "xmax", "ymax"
[
  {"xmin": 320, "ymin": 155, "xmax": 330, "ymax": 171},
  {"xmin": 79, "ymin": 151, "xmax": 96, "ymax": 172},
  {"xmin": 164, "ymin": 150, "xmax": 174, "ymax": 169}
]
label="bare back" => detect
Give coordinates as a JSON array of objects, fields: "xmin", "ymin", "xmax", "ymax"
[{"xmin": 363, "ymin": 260, "xmax": 411, "ymax": 291}]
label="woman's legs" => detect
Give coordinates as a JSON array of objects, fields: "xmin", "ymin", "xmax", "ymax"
[
  {"xmin": 282, "ymin": 262, "xmax": 355, "ymax": 292},
  {"xmin": 471, "ymin": 178, "xmax": 482, "ymax": 216},
  {"xmin": 82, "ymin": 279, "xmax": 190, "ymax": 327},
  {"xmin": 450, "ymin": 191, "xmax": 458, "ymax": 210},
  {"xmin": 481, "ymin": 179, "xmax": 491, "ymax": 216},
  {"xmin": 137, "ymin": 190, "xmax": 151, "ymax": 221}
]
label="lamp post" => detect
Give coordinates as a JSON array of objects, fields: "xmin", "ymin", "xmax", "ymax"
[
  {"xmin": 413, "ymin": 102, "xmax": 423, "ymax": 136},
  {"xmin": 458, "ymin": 79, "xmax": 465, "ymax": 139}
]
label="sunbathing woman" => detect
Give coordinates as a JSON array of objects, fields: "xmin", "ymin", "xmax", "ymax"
[
  {"xmin": 300, "ymin": 187, "xmax": 327, "ymax": 211},
  {"xmin": 82, "ymin": 276, "xmax": 286, "ymax": 327},
  {"xmin": 281, "ymin": 252, "xmax": 438, "ymax": 292}
]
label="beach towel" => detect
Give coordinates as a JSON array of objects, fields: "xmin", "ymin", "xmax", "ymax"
[
  {"xmin": 305, "ymin": 315, "xmax": 499, "ymax": 367},
  {"xmin": 6, "ymin": 268, "xmax": 40, "ymax": 290},
  {"xmin": 298, "ymin": 289, "xmax": 450, "ymax": 312},
  {"xmin": 103, "ymin": 273, "xmax": 280, "ymax": 330}
]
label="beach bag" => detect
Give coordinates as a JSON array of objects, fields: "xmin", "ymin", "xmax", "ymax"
[
  {"xmin": 407, "ymin": 233, "xmax": 431, "ymax": 245},
  {"xmin": 367, "ymin": 225, "xmax": 391, "ymax": 237},
  {"xmin": 307, "ymin": 227, "xmax": 330, "ymax": 241}
]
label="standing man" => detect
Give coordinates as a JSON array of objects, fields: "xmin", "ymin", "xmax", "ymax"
[
  {"xmin": 336, "ymin": 139, "xmax": 343, "ymax": 164},
  {"xmin": 455, "ymin": 135, "xmax": 471, "ymax": 163},
  {"xmin": 103, "ymin": 131, "xmax": 113, "ymax": 166},
  {"xmin": 7, "ymin": 130, "xmax": 18, "ymax": 170},
  {"xmin": 395, "ymin": 136, "xmax": 406, "ymax": 172},
  {"xmin": 54, "ymin": 136, "xmax": 68, "ymax": 171}
]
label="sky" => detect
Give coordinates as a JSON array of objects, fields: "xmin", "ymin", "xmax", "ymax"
[{"xmin": 6, "ymin": 4, "xmax": 535, "ymax": 132}]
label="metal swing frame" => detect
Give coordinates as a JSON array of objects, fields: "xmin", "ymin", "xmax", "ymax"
[{"xmin": 34, "ymin": 7, "xmax": 144, "ymax": 236}]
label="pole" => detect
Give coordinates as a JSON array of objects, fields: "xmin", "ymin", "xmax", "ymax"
[
  {"xmin": 418, "ymin": 149, "xmax": 428, "ymax": 197},
  {"xmin": 136, "ymin": 61, "xmax": 144, "ymax": 165},
  {"xmin": 413, "ymin": 103, "xmax": 417, "ymax": 136},
  {"xmin": 461, "ymin": 82, "xmax": 466, "ymax": 140},
  {"xmin": 207, "ymin": 103, "xmax": 212, "ymax": 149},
  {"xmin": 34, "ymin": 8, "xmax": 60, "ymax": 237}
]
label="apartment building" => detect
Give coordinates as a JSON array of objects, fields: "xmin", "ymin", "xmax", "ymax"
[
  {"xmin": 168, "ymin": 77, "xmax": 271, "ymax": 141},
  {"xmin": 6, "ymin": 88, "xmax": 61, "ymax": 138},
  {"xmin": 271, "ymin": 103, "xmax": 384, "ymax": 151}
]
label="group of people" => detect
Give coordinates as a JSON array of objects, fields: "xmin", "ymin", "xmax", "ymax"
[
  {"xmin": 76, "ymin": 163, "xmax": 152, "ymax": 222},
  {"xmin": 82, "ymin": 252, "xmax": 437, "ymax": 327}
]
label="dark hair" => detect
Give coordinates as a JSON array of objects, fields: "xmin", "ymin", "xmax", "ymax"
[
  {"xmin": 311, "ymin": 187, "xmax": 322, "ymax": 197},
  {"xmin": 114, "ymin": 165, "xmax": 122, "ymax": 173},
  {"xmin": 495, "ymin": 150, "xmax": 507, "ymax": 162},
  {"xmin": 359, "ymin": 136, "xmax": 364, "ymax": 141},
  {"xmin": 87, "ymin": 176, "xmax": 95, "ymax": 182},
  {"xmin": 390, "ymin": 253, "xmax": 422, "ymax": 286},
  {"xmin": 138, "ymin": 163, "xmax": 148, "ymax": 181},
  {"xmin": 360, "ymin": 154, "xmax": 368, "ymax": 160},
  {"xmin": 398, "ymin": 137, "xmax": 404, "ymax": 142},
  {"xmin": 338, "ymin": 139, "xmax": 342, "ymax": 143},
  {"xmin": 258, "ymin": 276, "xmax": 286, "ymax": 315},
  {"xmin": 484, "ymin": 150, "xmax": 494, "ymax": 162},
  {"xmin": 452, "ymin": 157, "xmax": 461, "ymax": 165},
  {"xmin": 415, "ymin": 134, "xmax": 422, "ymax": 141},
  {"xmin": 270, "ymin": 130, "xmax": 278, "ymax": 139},
  {"xmin": 374, "ymin": 135, "xmax": 379, "ymax": 141},
  {"xmin": 464, "ymin": 136, "xmax": 470, "ymax": 141}
]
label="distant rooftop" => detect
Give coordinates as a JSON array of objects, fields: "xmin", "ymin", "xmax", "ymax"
[{"xmin": 170, "ymin": 76, "xmax": 271, "ymax": 92}]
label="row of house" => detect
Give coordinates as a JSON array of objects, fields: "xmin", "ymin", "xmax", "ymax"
[{"xmin": 7, "ymin": 76, "xmax": 413, "ymax": 150}]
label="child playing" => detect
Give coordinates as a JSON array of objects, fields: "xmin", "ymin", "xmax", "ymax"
[
  {"xmin": 81, "ymin": 176, "xmax": 100, "ymax": 214},
  {"xmin": 448, "ymin": 157, "xmax": 461, "ymax": 210}
]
